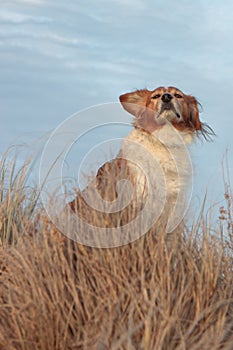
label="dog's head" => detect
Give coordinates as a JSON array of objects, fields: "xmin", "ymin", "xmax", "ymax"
[{"xmin": 119, "ymin": 86, "xmax": 214, "ymax": 139}]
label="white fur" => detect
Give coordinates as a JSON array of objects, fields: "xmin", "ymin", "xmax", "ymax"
[{"xmin": 118, "ymin": 123, "xmax": 193, "ymax": 224}]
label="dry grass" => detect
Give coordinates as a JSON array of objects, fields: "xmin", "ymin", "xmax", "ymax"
[
  {"xmin": 0, "ymin": 153, "xmax": 233, "ymax": 349},
  {"xmin": 0, "ymin": 150, "xmax": 39, "ymax": 245}
]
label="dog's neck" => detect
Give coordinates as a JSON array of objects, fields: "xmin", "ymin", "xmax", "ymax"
[{"xmin": 124, "ymin": 123, "xmax": 194, "ymax": 151}]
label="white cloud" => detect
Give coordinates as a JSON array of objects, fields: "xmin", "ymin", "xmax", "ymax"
[
  {"xmin": 0, "ymin": 27, "xmax": 81, "ymax": 46},
  {"xmin": 10, "ymin": 0, "xmax": 44, "ymax": 4},
  {"xmin": 110, "ymin": 0, "xmax": 145, "ymax": 10},
  {"xmin": 0, "ymin": 9, "xmax": 52, "ymax": 24}
]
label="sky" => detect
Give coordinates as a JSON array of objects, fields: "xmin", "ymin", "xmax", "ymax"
[{"xmin": 1, "ymin": 0, "xmax": 233, "ymax": 218}]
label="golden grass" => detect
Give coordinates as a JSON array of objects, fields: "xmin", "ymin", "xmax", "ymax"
[
  {"xmin": 0, "ymin": 150, "xmax": 39, "ymax": 245},
  {"xmin": 0, "ymin": 153, "xmax": 233, "ymax": 349}
]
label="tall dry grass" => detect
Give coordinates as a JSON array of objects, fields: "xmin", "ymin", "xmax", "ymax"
[
  {"xmin": 0, "ymin": 153, "xmax": 233, "ymax": 349},
  {"xmin": 0, "ymin": 150, "xmax": 40, "ymax": 245}
]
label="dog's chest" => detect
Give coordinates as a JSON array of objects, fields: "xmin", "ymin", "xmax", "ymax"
[{"xmin": 119, "ymin": 125, "xmax": 193, "ymax": 200}]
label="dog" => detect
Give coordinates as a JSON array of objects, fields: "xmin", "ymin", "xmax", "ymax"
[{"xmin": 68, "ymin": 86, "xmax": 214, "ymax": 246}]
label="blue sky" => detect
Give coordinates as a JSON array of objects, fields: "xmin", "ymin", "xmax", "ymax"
[{"xmin": 1, "ymin": 0, "xmax": 233, "ymax": 213}]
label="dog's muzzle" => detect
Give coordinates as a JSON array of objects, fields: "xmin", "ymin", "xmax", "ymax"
[{"xmin": 158, "ymin": 96, "xmax": 182, "ymax": 120}]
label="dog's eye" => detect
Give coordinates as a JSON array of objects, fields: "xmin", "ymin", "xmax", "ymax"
[
  {"xmin": 151, "ymin": 94, "xmax": 161, "ymax": 99},
  {"xmin": 174, "ymin": 93, "xmax": 183, "ymax": 98}
]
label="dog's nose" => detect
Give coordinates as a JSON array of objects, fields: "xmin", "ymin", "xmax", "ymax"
[{"xmin": 162, "ymin": 93, "xmax": 173, "ymax": 103}]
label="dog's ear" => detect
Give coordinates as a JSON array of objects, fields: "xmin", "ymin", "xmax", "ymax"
[
  {"xmin": 119, "ymin": 89, "xmax": 150, "ymax": 117},
  {"xmin": 187, "ymin": 96, "xmax": 202, "ymax": 130}
]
